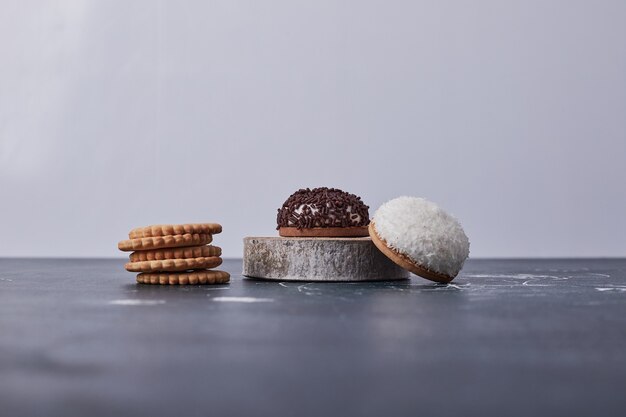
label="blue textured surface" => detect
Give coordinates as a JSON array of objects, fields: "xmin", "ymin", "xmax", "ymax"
[{"xmin": 1, "ymin": 258, "xmax": 625, "ymax": 417}]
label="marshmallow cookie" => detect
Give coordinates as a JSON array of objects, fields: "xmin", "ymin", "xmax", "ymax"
[
  {"xmin": 277, "ymin": 187, "xmax": 370, "ymax": 237},
  {"xmin": 243, "ymin": 187, "xmax": 408, "ymax": 281},
  {"xmin": 369, "ymin": 197, "xmax": 470, "ymax": 283}
]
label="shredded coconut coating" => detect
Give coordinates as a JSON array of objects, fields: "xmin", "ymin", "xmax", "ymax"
[{"xmin": 373, "ymin": 196, "xmax": 470, "ymax": 277}]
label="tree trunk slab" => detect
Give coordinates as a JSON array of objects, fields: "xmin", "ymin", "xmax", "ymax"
[{"xmin": 243, "ymin": 237, "xmax": 410, "ymax": 282}]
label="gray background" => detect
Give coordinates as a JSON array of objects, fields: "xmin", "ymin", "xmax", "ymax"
[{"xmin": 1, "ymin": 0, "xmax": 625, "ymax": 259}]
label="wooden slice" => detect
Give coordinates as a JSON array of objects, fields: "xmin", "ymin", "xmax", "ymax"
[{"xmin": 243, "ymin": 236, "xmax": 409, "ymax": 282}]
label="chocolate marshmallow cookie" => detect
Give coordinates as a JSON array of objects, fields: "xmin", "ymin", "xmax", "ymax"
[{"xmin": 276, "ymin": 187, "xmax": 370, "ymax": 237}]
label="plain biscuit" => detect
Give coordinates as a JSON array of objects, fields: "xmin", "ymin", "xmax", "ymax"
[
  {"xmin": 129, "ymin": 223, "xmax": 222, "ymax": 239},
  {"xmin": 118, "ymin": 233, "xmax": 212, "ymax": 252},
  {"xmin": 129, "ymin": 245, "xmax": 221, "ymax": 262},
  {"xmin": 136, "ymin": 270, "xmax": 230, "ymax": 285},
  {"xmin": 125, "ymin": 256, "xmax": 222, "ymax": 273}
]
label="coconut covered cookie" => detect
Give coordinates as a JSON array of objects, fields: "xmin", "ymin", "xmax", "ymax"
[
  {"xmin": 369, "ymin": 197, "xmax": 470, "ymax": 283},
  {"xmin": 277, "ymin": 187, "xmax": 370, "ymax": 237}
]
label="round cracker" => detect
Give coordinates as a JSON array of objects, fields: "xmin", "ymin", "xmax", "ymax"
[
  {"xmin": 118, "ymin": 233, "xmax": 212, "ymax": 252},
  {"xmin": 129, "ymin": 245, "xmax": 221, "ymax": 262},
  {"xmin": 136, "ymin": 270, "xmax": 230, "ymax": 285},
  {"xmin": 125, "ymin": 256, "xmax": 222, "ymax": 273},
  {"xmin": 129, "ymin": 223, "xmax": 222, "ymax": 238}
]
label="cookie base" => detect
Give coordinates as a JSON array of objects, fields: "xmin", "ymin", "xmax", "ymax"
[
  {"xmin": 278, "ymin": 226, "xmax": 369, "ymax": 238},
  {"xmin": 368, "ymin": 223, "xmax": 454, "ymax": 284},
  {"xmin": 243, "ymin": 236, "xmax": 409, "ymax": 281}
]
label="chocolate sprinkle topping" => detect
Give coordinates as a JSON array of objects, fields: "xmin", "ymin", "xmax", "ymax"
[{"xmin": 276, "ymin": 187, "xmax": 370, "ymax": 230}]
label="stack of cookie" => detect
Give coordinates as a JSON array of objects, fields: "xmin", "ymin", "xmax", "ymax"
[{"xmin": 118, "ymin": 223, "xmax": 230, "ymax": 285}]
